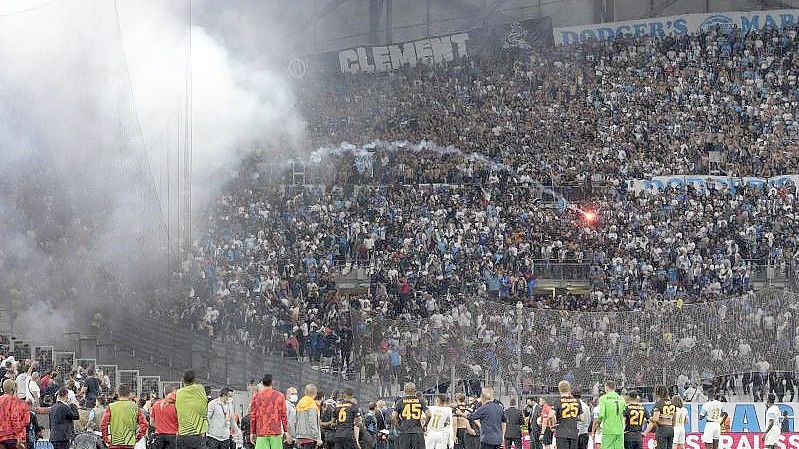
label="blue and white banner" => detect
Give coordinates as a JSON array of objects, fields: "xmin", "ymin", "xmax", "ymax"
[
  {"xmin": 641, "ymin": 402, "xmax": 798, "ymax": 433},
  {"xmin": 554, "ymin": 9, "xmax": 799, "ymax": 45},
  {"xmin": 626, "ymin": 174, "xmax": 799, "ymax": 194}
]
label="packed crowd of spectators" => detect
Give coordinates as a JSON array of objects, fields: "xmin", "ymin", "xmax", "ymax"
[{"xmin": 147, "ymin": 24, "xmax": 799, "ymax": 390}]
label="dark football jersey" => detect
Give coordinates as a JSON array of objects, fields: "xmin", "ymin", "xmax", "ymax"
[
  {"xmin": 624, "ymin": 403, "xmax": 649, "ymax": 438},
  {"xmin": 653, "ymin": 399, "xmax": 675, "ymax": 427},
  {"xmin": 334, "ymin": 401, "xmax": 362, "ymax": 438},
  {"xmin": 394, "ymin": 396, "xmax": 428, "ymax": 434},
  {"xmin": 553, "ymin": 395, "xmax": 579, "ymax": 439}
]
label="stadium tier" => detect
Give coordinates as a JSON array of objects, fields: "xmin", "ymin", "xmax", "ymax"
[{"xmin": 135, "ymin": 22, "xmax": 799, "ymax": 392}]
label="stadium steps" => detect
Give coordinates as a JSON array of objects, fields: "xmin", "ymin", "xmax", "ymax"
[{"xmin": 109, "ymin": 311, "xmax": 379, "ymax": 398}]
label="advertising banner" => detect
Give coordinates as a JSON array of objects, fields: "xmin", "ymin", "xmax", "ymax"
[
  {"xmin": 523, "ymin": 433, "xmax": 799, "ymax": 449},
  {"xmin": 294, "ymin": 17, "xmax": 553, "ymax": 76},
  {"xmin": 520, "ymin": 402, "xmax": 798, "ymax": 449},
  {"xmin": 554, "ymin": 9, "xmax": 799, "ymax": 45},
  {"xmin": 642, "ymin": 433, "xmax": 799, "ymax": 449}
]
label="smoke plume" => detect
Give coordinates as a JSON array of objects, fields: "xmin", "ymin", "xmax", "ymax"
[{"xmin": 0, "ymin": 0, "xmax": 306, "ymax": 342}]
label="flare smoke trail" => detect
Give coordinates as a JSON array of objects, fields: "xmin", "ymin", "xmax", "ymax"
[{"xmin": 306, "ymin": 140, "xmax": 580, "ymax": 212}]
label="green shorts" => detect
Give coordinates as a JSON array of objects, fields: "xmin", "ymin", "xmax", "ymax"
[
  {"xmin": 255, "ymin": 436, "xmax": 283, "ymax": 449},
  {"xmin": 602, "ymin": 433, "xmax": 624, "ymax": 449}
]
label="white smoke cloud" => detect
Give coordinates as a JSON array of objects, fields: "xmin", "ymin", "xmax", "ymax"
[
  {"xmin": 0, "ymin": 0, "xmax": 306, "ymax": 337},
  {"xmin": 117, "ymin": 0, "xmax": 307, "ymax": 207}
]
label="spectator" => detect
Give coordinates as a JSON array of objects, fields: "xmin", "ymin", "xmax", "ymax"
[
  {"xmin": 207, "ymin": 388, "xmax": 237, "ymax": 449},
  {"xmin": 82, "ymin": 369, "xmax": 101, "ymax": 410},
  {"xmin": 49, "ymin": 387, "xmax": 79, "ymax": 449},
  {"xmin": 71, "ymin": 421, "xmax": 105, "ymax": 449},
  {"xmin": 14, "ymin": 364, "xmax": 32, "ymax": 402},
  {"xmin": 294, "ymin": 384, "xmax": 322, "ymax": 449},
  {"xmin": 151, "ymin": 388, "xmax": 178, "ymax": 449},
  {"xmin": 24, "ymin": 374, "xmax": 39, "ymax": 408},
  {"xmin": 0, "ymin": 379, "xmax": 30, "ymax": 449},
  {"xmin": 285, "ymin": 387, "xmax": 298, "ymax": 444}
]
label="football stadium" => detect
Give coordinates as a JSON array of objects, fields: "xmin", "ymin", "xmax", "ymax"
[{"xmin": 0, "ymin": 1, "xmax": 798, "ymax": 449}]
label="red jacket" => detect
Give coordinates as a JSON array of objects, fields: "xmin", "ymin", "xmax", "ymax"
[
  {"xmin": 0, "ymin": 394, "xmax": 30, "ymax": 443},
  {"xmin": 249, "ymin": 388, "xmax": 287, "ymax": 437},
  {"xmin": 151, "ymin": 395, "xmax": 178, "ymax": 435}
]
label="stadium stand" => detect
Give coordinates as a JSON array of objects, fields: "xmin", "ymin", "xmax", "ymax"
[{"xmin": 138, "ymin": 23, "xmax": 799, "ymax": 393}]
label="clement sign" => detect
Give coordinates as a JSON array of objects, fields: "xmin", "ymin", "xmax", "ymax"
[
  {"xmin": 338, "ymin": 34, "xmax": 471, "ymax": 74},
  {"xmin": 328, "ymin": 17, "xmax": 553, "ymax": 75}
]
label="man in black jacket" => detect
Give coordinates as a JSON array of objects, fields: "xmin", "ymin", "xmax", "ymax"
[
  {"xmin": 504, "ymin": 399, "xmax": 524, "ymax": 449},
  {"xmin": 525, "ymin": 398, "xmax": 542, "ymax": 449},
  {"xmin": 49, "ymin": 388, "xmax": 80, "ymax": 449}
]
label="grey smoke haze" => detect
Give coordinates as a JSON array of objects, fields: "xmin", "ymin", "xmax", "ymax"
[{"xmin": 0, "ymin": 0, "xmax": 306, "ymax": 342}]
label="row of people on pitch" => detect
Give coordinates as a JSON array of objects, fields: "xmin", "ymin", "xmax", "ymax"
[
  {"xmin": 646, "ymin": 389, "xmax": 784, "ymax": 449},
  {"xmin": 325, "ymin": 381, "xmax": 507, "ymax": 449},
  {"xmin": 521, "ymin": 381, "xmax": 735, "ymax": 449}
]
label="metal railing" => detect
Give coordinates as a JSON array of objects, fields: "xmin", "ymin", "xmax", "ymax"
[{"xmin": 526, "ymin": 260, "xmax": 787, "ymax": 285}]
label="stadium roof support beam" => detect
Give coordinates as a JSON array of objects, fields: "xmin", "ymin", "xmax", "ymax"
[
  {"xmin": 594, "ymin": 0, "xmax": 614, "ymax": 23},
  {"xmin": 469, "ymin": 0, "xmax": 514, "ymax": 27},
  {"xmin": 385, "ymin": 0, "xmax": 393, "ymax": 43},
  {"xmin": 369, "ymin": 0, "xmax": 385, "ymax": 44},
  {"xmin": 647, "ymin": 0, "xmax": 792, "ymax": 18},
  {"xmin": 434, "ymin": 0, "xmax": 513, "ymax": 27},
  {"xmin": 317, "ymin": 0, "xmax": 351, "ymax": 18}
]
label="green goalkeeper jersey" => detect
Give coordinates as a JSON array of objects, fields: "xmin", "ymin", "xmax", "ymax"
[{"xmin": 598, "ymin": 390, "xmax": 626, "ymax": 435}]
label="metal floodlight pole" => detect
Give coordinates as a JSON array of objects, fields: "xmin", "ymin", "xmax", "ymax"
[{"xmin": 183, "ymin": 0, "xmax": 193, "ymax": 264}]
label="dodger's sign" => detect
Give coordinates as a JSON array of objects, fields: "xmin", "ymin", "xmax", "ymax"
[{"xmin": 554, "ymin": 9, "xmax": 799, "ymax": 45}]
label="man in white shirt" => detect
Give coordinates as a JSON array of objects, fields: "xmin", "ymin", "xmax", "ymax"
[
  {"xmin": 426, "ymin": 396, "xmax": 454, "ymax": 449},
  {"xmin": 206, "ymin": 387, "xmax": 238, "ymax": 449},
  {"xmin": 699, "ymin": 394, "xmax": 724, "ymax": 449},
  {"xmin": 26, "ymin": 372, "xmax": 41, "ymax": 405},
  {"xmin": 590, "ymin": 398, "xmax": 601, "ymax": 449},
  {"xmin": 14, "ymin": 361, "xmax": 34, "ymax": 400},
  {"xmin": 764, "ymin": 394, "xmax": 782, "ymax": 449}
]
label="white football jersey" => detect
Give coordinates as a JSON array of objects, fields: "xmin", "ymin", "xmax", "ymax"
[
  {"xmin": 427, "ymin": 406, "xmax": 454, "ymax": 433},
  {"xmin": 766, "ymin": 405, "xmax": 782, "ymax": 434},
  {"xmin": 701, "ymin": 400, "xmax": 724, "ymax": 423}
]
